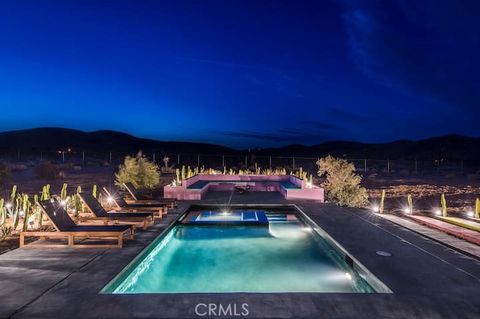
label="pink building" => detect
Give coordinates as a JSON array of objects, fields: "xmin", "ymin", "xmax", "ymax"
[{"xmin": 164, "ymin": 174, "xmax": 324, "ymax": 201}]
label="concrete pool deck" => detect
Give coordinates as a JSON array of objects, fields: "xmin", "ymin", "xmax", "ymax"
[{"xmin": 0, "ymin": 192, "xmax": 479, "ymax": 318}]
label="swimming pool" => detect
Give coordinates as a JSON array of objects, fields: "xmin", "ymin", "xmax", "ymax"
[{"xmin": 102, "ymin": 205, "xmax": 390, "ymax": 294}]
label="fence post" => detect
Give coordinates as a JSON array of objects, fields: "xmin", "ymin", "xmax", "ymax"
[
  {"xmin": 177, "ymin": 154, "xmax": 180, "ymax": 165},
  {"xmin": 387, "ymin": 159, "xmax": 390, "ymax": 175},
  {"xmin": 222, "ymin": 154, "xmax": 225, "ymax": 167},
  {"xmin": 153, "ymin": 152, "xmax": 156, "ymax": 162},
  {"xmin": 292, "ymin": 157, "xmax": 295, "ymax": 170},
  {"xmin": 197, "ymin": 154, "xmax": 200, "ymax": 167},
  {"xmin": 109, "ymin": 152, "xmax": 112, "ymax": 163},
  {"xmin": 414, "ymin": 159, "xmax": 418, "ymax": 174},
  {"xmin": 364, "ymin": 159, "xmax": 367, "ymax": 173},
  {"xmin": 245, "ymin": 155, "xmax": 248, "ymax": 168},
  {"xmin": 82, "ymin": 151, "xmax": 85, "ymax": 164},
  {"xmin": 269, "ymin": 156, "xmax": 272, "ymax": 170}
]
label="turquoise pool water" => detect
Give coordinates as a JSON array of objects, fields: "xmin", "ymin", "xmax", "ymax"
[{"xmin": 104, "ymin": 208, "xmax": 382, "ymax": 293}]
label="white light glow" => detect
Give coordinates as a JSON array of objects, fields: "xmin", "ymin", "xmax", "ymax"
[
  {"xmin": 467, "ymin": 211, "xmax": 474, "ymax": 218},
  {"xmin": 345, "ymin": 272, "xmax": 352, "ymax": 280},
  {"xmin": 434, "ymin": 209, "xmax": 441, "ymax": 216},
  {"xmin": 60, "ymin": 200, "xmax": 67, "ymax": 207},
  {"xmin": 403, "ymin": 208, "xmax": 411, "ymax": 214},
  {"xmin": 19, "ymin": 210, "xmax": 25, "ymax": 217},
  {"xmin": 5, "ymin": 202, "xmax": 12, "ymax": 209},
  {"xmin": 107, "ymin": 196, "xmax": 114, "ymax": 203},
  {"xmin": 372, "ymin": 205, "xmax": 379, "ymax": 213}
]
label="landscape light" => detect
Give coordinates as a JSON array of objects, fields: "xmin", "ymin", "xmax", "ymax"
[
  {"xmin": 345, "ymin": 272, "xmax": 352, "ymax": 280},
  {"xmin": 434, "ymin": 209, "xmax": 441, "ymax": 216},
  {"xmin": 467, "ymin": 210, "xmax": 474, "ymax": 218},
  {"xmin": 5, "ymin": 202, "xmax": 12, "ymax": 209},
  {"xmin": 372, "ymin": 205, "xmax": 380, "ymax": 213},
  {"xmin": 403, "ymin": 208, "xmax": 411, "ymax": 214},
  {"xmin": 107, "ymin": 196, "xmax": 114, "ymax": 203},
  {"xmin": 306, "ymin": 181, "xmax": 313, "ymax": 188},
  {"xmin": 60, "ymin": 200, "xmax": 67, "ymax": 207},
  {"xmin": 302, "ymin": 227, "xmax": 313, "ymax": 232},
  {"xmin": 19, "ymin": 210, "xmax": 25, "ymax": 217}
]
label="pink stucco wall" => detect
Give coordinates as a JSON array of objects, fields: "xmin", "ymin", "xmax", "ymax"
[{"xmin": 164, "ymin": 174, "xmax": 324, "ymax": 202}]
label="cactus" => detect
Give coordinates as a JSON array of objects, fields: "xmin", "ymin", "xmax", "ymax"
[
  {"xmin": 33, "ymin": 194, "xmax": 42, "ymax": 228},
  {"xmin": 22, "ymin": 194, "xmax": 31, "ymax": 232},
  {"xmin": 60, "ymin": 183, "xmax": 68, "ymax": 200},
  {"xmin": 379, "ymin": 190, "xmax": 386, "ymax": 214},
  {"xmin": 441, "ymin": 193, "xmax": 447, "ymax": 217},
  {"xmin": 12, "ymin": 195, "xmax": 21, "ymax": 230},
  {"xmin": 475, "ymin": 198, "xmax": 480, "ymax": 219},
  {"xmin": 41, "ymin": 184, "xmax": 51, "ymax": 201},
  {"xmin": 175, "ymin": 168, "xmax": 181, "ymax": 184},
  {"xmin": 9, "ymin": 185, "xmax": 17, "ymax": 206},
  {"xmin": 407, "ymin": 194, "xmax": 413, "ymax": 214},
  {"xmin": 92, "ymin": 185, "xmax": 97, "ymax": 198},
  {"xmin": 181, "ymin": 165, "xmax": 186, "ymax": 181},
  {"xmin": 0, "ymin": 198, "xmax": 5, "ymax": 226},
  {"xmin": 73, "ymin": 186, "xmax": 82, "ymax": 217}
]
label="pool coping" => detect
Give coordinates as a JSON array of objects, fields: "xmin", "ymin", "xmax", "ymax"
[{"xmin": 101, "ymin": 203, "xmax": 392, "ymax": 294}]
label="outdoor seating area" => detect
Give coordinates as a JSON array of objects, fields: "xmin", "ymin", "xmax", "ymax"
[{"xmin": 164, "ymin": 174, "xmax": 325, "ymax": 201}]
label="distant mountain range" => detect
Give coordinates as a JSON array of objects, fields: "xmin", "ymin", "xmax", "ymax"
[{"xmin": 0, "ymin": 128, "xmax": 479, "ymax": 160}]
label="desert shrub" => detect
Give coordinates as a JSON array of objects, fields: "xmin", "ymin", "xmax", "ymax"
[
  {"xmin": 317, "ymin": 155, "xmax": 368, "ymax": 207},
  {"xmin": 35, "ymin": 161, "xmax": 59, "ymax": 180},
  {"xmin": 0, "ymin": 162, "xmax": 9, "ymax": 182},
  {"xmin": 115, "ymin": 152, "xmax": 160, "ymax": 189}
]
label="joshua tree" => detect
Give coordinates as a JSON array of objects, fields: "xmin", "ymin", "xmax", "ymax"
[{"xmin": 317, "ymin": 156, "xmax": 368, "ymax": 207}]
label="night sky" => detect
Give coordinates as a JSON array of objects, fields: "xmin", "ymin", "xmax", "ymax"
[{"xmin": 1, "ymin": 0, "xmax": 479, "ymax": 149}]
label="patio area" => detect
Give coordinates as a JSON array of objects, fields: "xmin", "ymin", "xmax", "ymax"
[{"xmin": 0, "ymin": 192, "xmax": 479, "ymax": 318}]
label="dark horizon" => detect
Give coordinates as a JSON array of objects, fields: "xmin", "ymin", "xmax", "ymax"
[
  {"xmin": 2, "ymin": 126, "xmax": 480, "ymax": 152},
  {"xmin": 1, "ymin": 1, "xmax": 479, "ymax": 148}
]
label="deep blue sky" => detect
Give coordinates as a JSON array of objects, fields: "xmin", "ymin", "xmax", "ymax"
[{"xmin": 1, "ymin": 0, "xmax": 479, "ymax": 148}]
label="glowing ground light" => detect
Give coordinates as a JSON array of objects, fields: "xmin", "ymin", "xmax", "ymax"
[
  {"xmin": 434, "ymin": 209, "xmax": 441, "ymax": 216},
  {"xmin": 345, "ymin": 272, "xmax": 352, "ymax": 280},
  {"xmin": 5, "ymin": 202, "xmax": 12, "ymax": 209},
  {"xmin": 60, "ymin": 200, "xmax": 67, "ymax": 207},
  {"xmin": 372, "ymin": 205, "xmax": 380, "ymax": 213},
  {"xmin": 403, "ymin": 208, "xmax": 411, "ymax": 214},
  {"xmin": 302, "ymin": 227, "xmax": 313, "ymax": 232},
  {"xmin": 467, "ymin": 211, "xmax": 474, "ymax": 218},
  {"xmin": 107, "ymin": 196, "xmax": 114, "ymax": 203}
]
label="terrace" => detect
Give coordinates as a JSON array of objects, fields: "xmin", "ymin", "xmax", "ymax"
[
  {"xmin": 164, "ymin": 173, "xmax": 325, "ymax": 201},
  {"xmin": 0, "ymin": 191, "xmax": 479, "ymax": 318}
]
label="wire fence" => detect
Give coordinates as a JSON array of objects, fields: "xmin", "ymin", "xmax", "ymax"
[{"xmin": 1, "ymin": 150, "xmax": 480, "ymax": 177}]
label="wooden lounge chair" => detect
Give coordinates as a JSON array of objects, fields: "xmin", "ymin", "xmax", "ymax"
[
  {"xmin": 20, "ymin": 200, "xmax": 133, "ymax": 248},
  {"xmin": 123, "ymin": 182, "xmax": 176, "ymax": 208},
  {"xmin": 102, "ymin": 187, "xmax": 166, "ymax": 218},
  {"xmin": 78, "ymin": 193, "xmax": 154, "ymax": 230}
]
